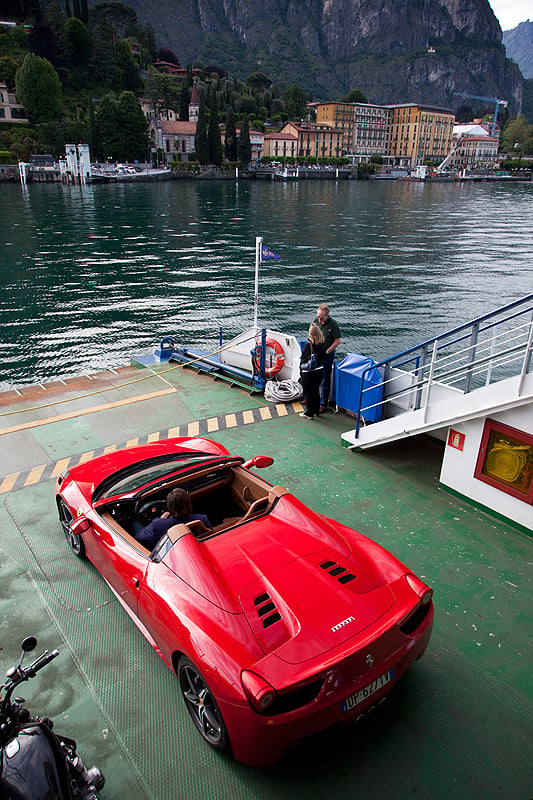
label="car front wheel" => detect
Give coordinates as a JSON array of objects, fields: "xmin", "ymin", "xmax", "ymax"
[
  {"xmin": 58, "ymin": 499, "xmax": 86, "ymax": 559},
  {"xmin": 178, "ymin": 656, "xmax": 230, "ymax": 753}
]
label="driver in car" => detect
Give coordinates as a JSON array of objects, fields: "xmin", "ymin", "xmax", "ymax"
[{"xmin": 135, "ymin": 487, "xmax": 212, "ymax": 549}]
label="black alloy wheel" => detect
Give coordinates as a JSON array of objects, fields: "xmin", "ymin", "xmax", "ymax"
[
  {"xmin": 58, "ymin": 499, "xmax": 86, "ymax": 558},
  {"xmin": 178, "ymin": 656, "xmax": 230, "ymax": 753}
]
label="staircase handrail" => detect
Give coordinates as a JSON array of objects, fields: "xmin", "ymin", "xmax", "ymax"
[{"xmin": 353, "ymin": 293, "xmax": 533, "ymax": 438}]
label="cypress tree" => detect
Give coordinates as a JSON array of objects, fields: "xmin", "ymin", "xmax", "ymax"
[
  {"xmin": 179, "ymin": 86, "xmax": 189, "ymax": 121},
  {"xmin": 208, "ymin": 90, "xmax": 222, "ymax": 166},
  {"xmin": 237, "ymin": 113, "xmax": 251, "ymax": 167},
  {"xmin": 224, "ymin": 107, "xmax": 237, "ymax": 162},
  {"xmin": 195, "ymin": 99, "xmax": 209, "ymax": 164}
]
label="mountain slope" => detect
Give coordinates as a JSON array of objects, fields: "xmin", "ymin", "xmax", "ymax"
[
  {"xmin": 97, "ymin": 0, "xmax": 522, "ymax": 111},
  {"xmin": 503, "ymin": 20, "xmax": 533, "ymax": 79}
]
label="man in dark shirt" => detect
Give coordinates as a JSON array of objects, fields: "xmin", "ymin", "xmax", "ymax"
[
  {"xmin": 136, "ymin": 487, "xmax": 211, "ymax": 549},
  {"xmin": 313, "ymin": 303, "xmax": 341, "ymax": 411}
]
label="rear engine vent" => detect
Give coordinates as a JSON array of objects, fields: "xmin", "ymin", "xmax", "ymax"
[
  {"xmin": 320, "ymin": 560, "xmax": 356, "ymax": 584},
  {"xmin": 254, "ymin": 592, "xmax": 281, "ymax": 629},
  {"xmin": 399, "ymin": 602, "xmax": 431, "ymax": 635}
]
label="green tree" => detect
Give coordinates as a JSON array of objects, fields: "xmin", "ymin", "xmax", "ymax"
[
  {"xmin": 0, "ymin": 56, "xmax": 20, "ymax": 90},
  {"xmin": 195, "ymin": 99, "xmax": 209, "ymax": 164},
  {"xmin": 88, "ymin": 1, "xmax": 138, "ymax": 47},
  {"xmin": 63, "ymin": 16, "xmax": 90, "ymax": 66},
  {"xmin": 117, "ymin": 90, "xmax": 148, "ymax": 161},
  {"xmin": 284, "ymin": 83, "xmax": 308, "ymax": 118},
  {"xmin": 208, "ymin": 90, "xmax": 222, "ymax": 166},
  {"xmin": 37, "ymin": 120, "xmax": 66, "ymax": 157},
  {"xmin": 94, "ymin": 93, "xmax": 121, "ymax": 159},
  {"xmin": 502, "ymin": 115, "xmax": 533, "ymax": 154},
  {"xmin": 144, "ymin": 71, "xmax": 180, "ymax": 116},
  {"xmin": 116, "ymin": 38, "xmax": 141, "ymax": 91},
  {"xmin": 237, "ymin": 113, "xmax": 251, "ymax": 166},
  {"xmin": 343, "ymin": 88, "xmax": 368, "ymax": 103},
  {"xmin": 224, "ymin": 107, "xmax": 237, "ymax": 161},
  {"xmin": 179, "ymin": 85, "xmax": 190, "ymax": 121},
  {"xmin": 245, "ymin": 72, "xmax": 271, "ymax": 90},
  {"xmin": 88, "ymin": 20, "xmax": 118, "ymax": 85},
  {"xmin": 15, "ymin": 52, "xmax": 62, "ymax": 123}
]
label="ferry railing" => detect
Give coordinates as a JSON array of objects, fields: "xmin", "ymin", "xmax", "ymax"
[{"xmin": 352, "ymin": 293, "xmax": 533, "ymax": 439}]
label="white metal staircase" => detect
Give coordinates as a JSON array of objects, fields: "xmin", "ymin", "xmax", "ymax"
[{"xmin": 341, "ymin": 294, "xmax": 533, "ymax": 450}]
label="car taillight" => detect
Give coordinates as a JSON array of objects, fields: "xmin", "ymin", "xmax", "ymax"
[
  {"xmin": 406, "ymin": 573, "xmax": 433, "ymax": 604},
  {"xmin": 241, "ymin": 670, "xmax": 277, "ymax": 713}
]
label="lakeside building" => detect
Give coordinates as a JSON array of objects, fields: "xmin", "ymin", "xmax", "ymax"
[
  {"xmin": 147, "ymin": 84, "xmax": 200, "ymax": 163},
  {"xmin": 276, "ymin": 120, "xmax": 344, "ymax": 159},
  {"xmin": 447, "ymin": 123, "xmax": 500, "ymax": 170},
  {"xmin": 148, "ymin": 119, "xmax": 196, "ymax": 162},
  {"xmin": 0, "ymin": 82, "xmax": 28, "ymax": 124},
  {"xmin": 315, "ymin": 101, "xmax": 455, "ymax": 168},
  {"xmin": 263, "ymin": 130, "xmax": 298, "ymax": 160},
  {"xmin": 388, "ymin": 103, "xmax": 455, "ymax": 168}
]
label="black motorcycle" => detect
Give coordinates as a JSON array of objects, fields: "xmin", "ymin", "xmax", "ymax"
[{"xmin": 0, "ymin": 636, "xmax": 105, "ymax": 800}]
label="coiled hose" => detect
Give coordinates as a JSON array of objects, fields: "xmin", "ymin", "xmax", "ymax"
[{"xmin": 264, "ymin": 379, "xmax": 303, "ymax": 403}]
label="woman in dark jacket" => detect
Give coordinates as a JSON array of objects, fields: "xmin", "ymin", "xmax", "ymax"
[{"xmin": 299, "ymin": 324, "xmax": 326, "ymax": 419}]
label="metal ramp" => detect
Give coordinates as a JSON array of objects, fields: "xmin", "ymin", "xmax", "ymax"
[{"xmin": 341, "ymin": 294, "xmax": 533, "ymax": 450}]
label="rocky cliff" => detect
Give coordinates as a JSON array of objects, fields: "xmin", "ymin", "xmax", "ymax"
[
  {"xmin": 110, "ymin": 0, "xmax": 523, "ymax": 112},
  {"xmin": 503, "ymin": 20, "xmax": 533, "ymax": 79}
]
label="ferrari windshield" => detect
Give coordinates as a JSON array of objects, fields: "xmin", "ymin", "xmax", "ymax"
[{"xmin": 94, "ymin": 454, "xmax": 219, "ymax": 500}]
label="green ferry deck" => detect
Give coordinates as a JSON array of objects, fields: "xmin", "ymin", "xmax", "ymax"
[{"xmin": 0, "ymin": 361, "xmax": 531, "ymax": 800}]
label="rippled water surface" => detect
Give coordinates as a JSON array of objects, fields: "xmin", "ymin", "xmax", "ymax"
[{"xmin": 1, "ymin": 178, "xmax": 532, "ymax": 388}]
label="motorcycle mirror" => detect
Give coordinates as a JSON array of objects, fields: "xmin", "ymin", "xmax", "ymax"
[
  {"xmin": 242, "ymin": 455, "xmax": 274, "ymax": 469},
  {"xmin": 21, "ymin": 636, "xmax": 37, "ymax": 653}
]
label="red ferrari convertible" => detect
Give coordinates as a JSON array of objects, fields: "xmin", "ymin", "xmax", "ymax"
[{"xmin": 56, "ymin": 437, "xmax": 433, "ymax": 767}]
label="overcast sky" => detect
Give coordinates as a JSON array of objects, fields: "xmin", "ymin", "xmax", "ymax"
[{"xmin": 487, "ymin": 0, "xmax": 530, "ymax": 30}]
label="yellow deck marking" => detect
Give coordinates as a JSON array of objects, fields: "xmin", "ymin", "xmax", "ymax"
[
  {"xmin": 25, "ymin": 465, "xmax": 45, "ymax": 486},
  {"xmin": 0, "ymin": 473, "xmax": 20, "ymax": 494},
  {"xmin": 187, "ymin": 421, "xmax": 200, "ymax": 437},
  {"xmin": 51, "ymin": 458, "xmax": 71, "ymax": 479},
  {"xmin": 0, "ymin": 387, "xmax": 177, "ymax": 437},
  {"xmin": 0, "ymin": 400, "xmax": 297, "ymax": 494}
]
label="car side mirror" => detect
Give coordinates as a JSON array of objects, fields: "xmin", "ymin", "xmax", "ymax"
[
  {"xmin": 242, "ymin": 455, "xmax": 274, "ymax": 469},
  {"xmin": 70, "ymin": 516, "xmax": 91, "ymax": 534}
]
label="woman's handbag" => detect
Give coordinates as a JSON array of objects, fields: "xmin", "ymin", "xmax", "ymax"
[{"xmin": 300, "ymin": 345, "xmax": 318, "ymax": 371}]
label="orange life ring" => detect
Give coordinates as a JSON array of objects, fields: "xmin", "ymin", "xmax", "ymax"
[{"xmin": 253, "ymin": 338, "xmax": 285, "ymax": 378}]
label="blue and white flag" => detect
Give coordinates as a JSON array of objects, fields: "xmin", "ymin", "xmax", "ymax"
[{"xmin": 261, "ymin": 245, "xmax": 281, "ymax": 260}]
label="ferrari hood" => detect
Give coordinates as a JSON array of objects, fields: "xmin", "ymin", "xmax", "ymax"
[
  {"xmin": 238, "ymin": 550, "xmax": 394, "ymax": 663},
  {"xmin": 164, "ymin": 495, "xmax": 399, "ymax": 664}
]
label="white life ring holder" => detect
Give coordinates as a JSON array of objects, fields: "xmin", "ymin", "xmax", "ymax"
[{"xmin": 253, "ymin": 338, "xmax": 285, "ymax": 378}]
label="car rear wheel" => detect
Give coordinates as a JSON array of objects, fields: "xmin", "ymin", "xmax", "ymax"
[
  {"xmin": 178, "ymin": 656, "xmax": 230, "ymax": 753},
  {"xmin": 58, "ymin": 499, "xmax": 86, "ymax": 558}
]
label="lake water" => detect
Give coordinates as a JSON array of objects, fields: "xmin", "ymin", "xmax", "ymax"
[{"xmin": 1, "ymin": 178, "xmax": 532, "ymax": 389}]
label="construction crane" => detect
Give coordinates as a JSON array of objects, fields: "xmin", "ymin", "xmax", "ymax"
[{"xmin": 453, "ymin": 93, "xmax": 508, "ymax": 137}]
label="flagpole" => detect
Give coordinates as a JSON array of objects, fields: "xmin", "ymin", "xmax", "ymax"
[{"xmin": 254, "ymin": 236, "xmax": 262, "ymax": 328}]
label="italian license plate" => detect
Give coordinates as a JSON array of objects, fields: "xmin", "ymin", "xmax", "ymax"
[{"xmin": 341, "ymin": 668, "xmax": 395, "ymax": 713}]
